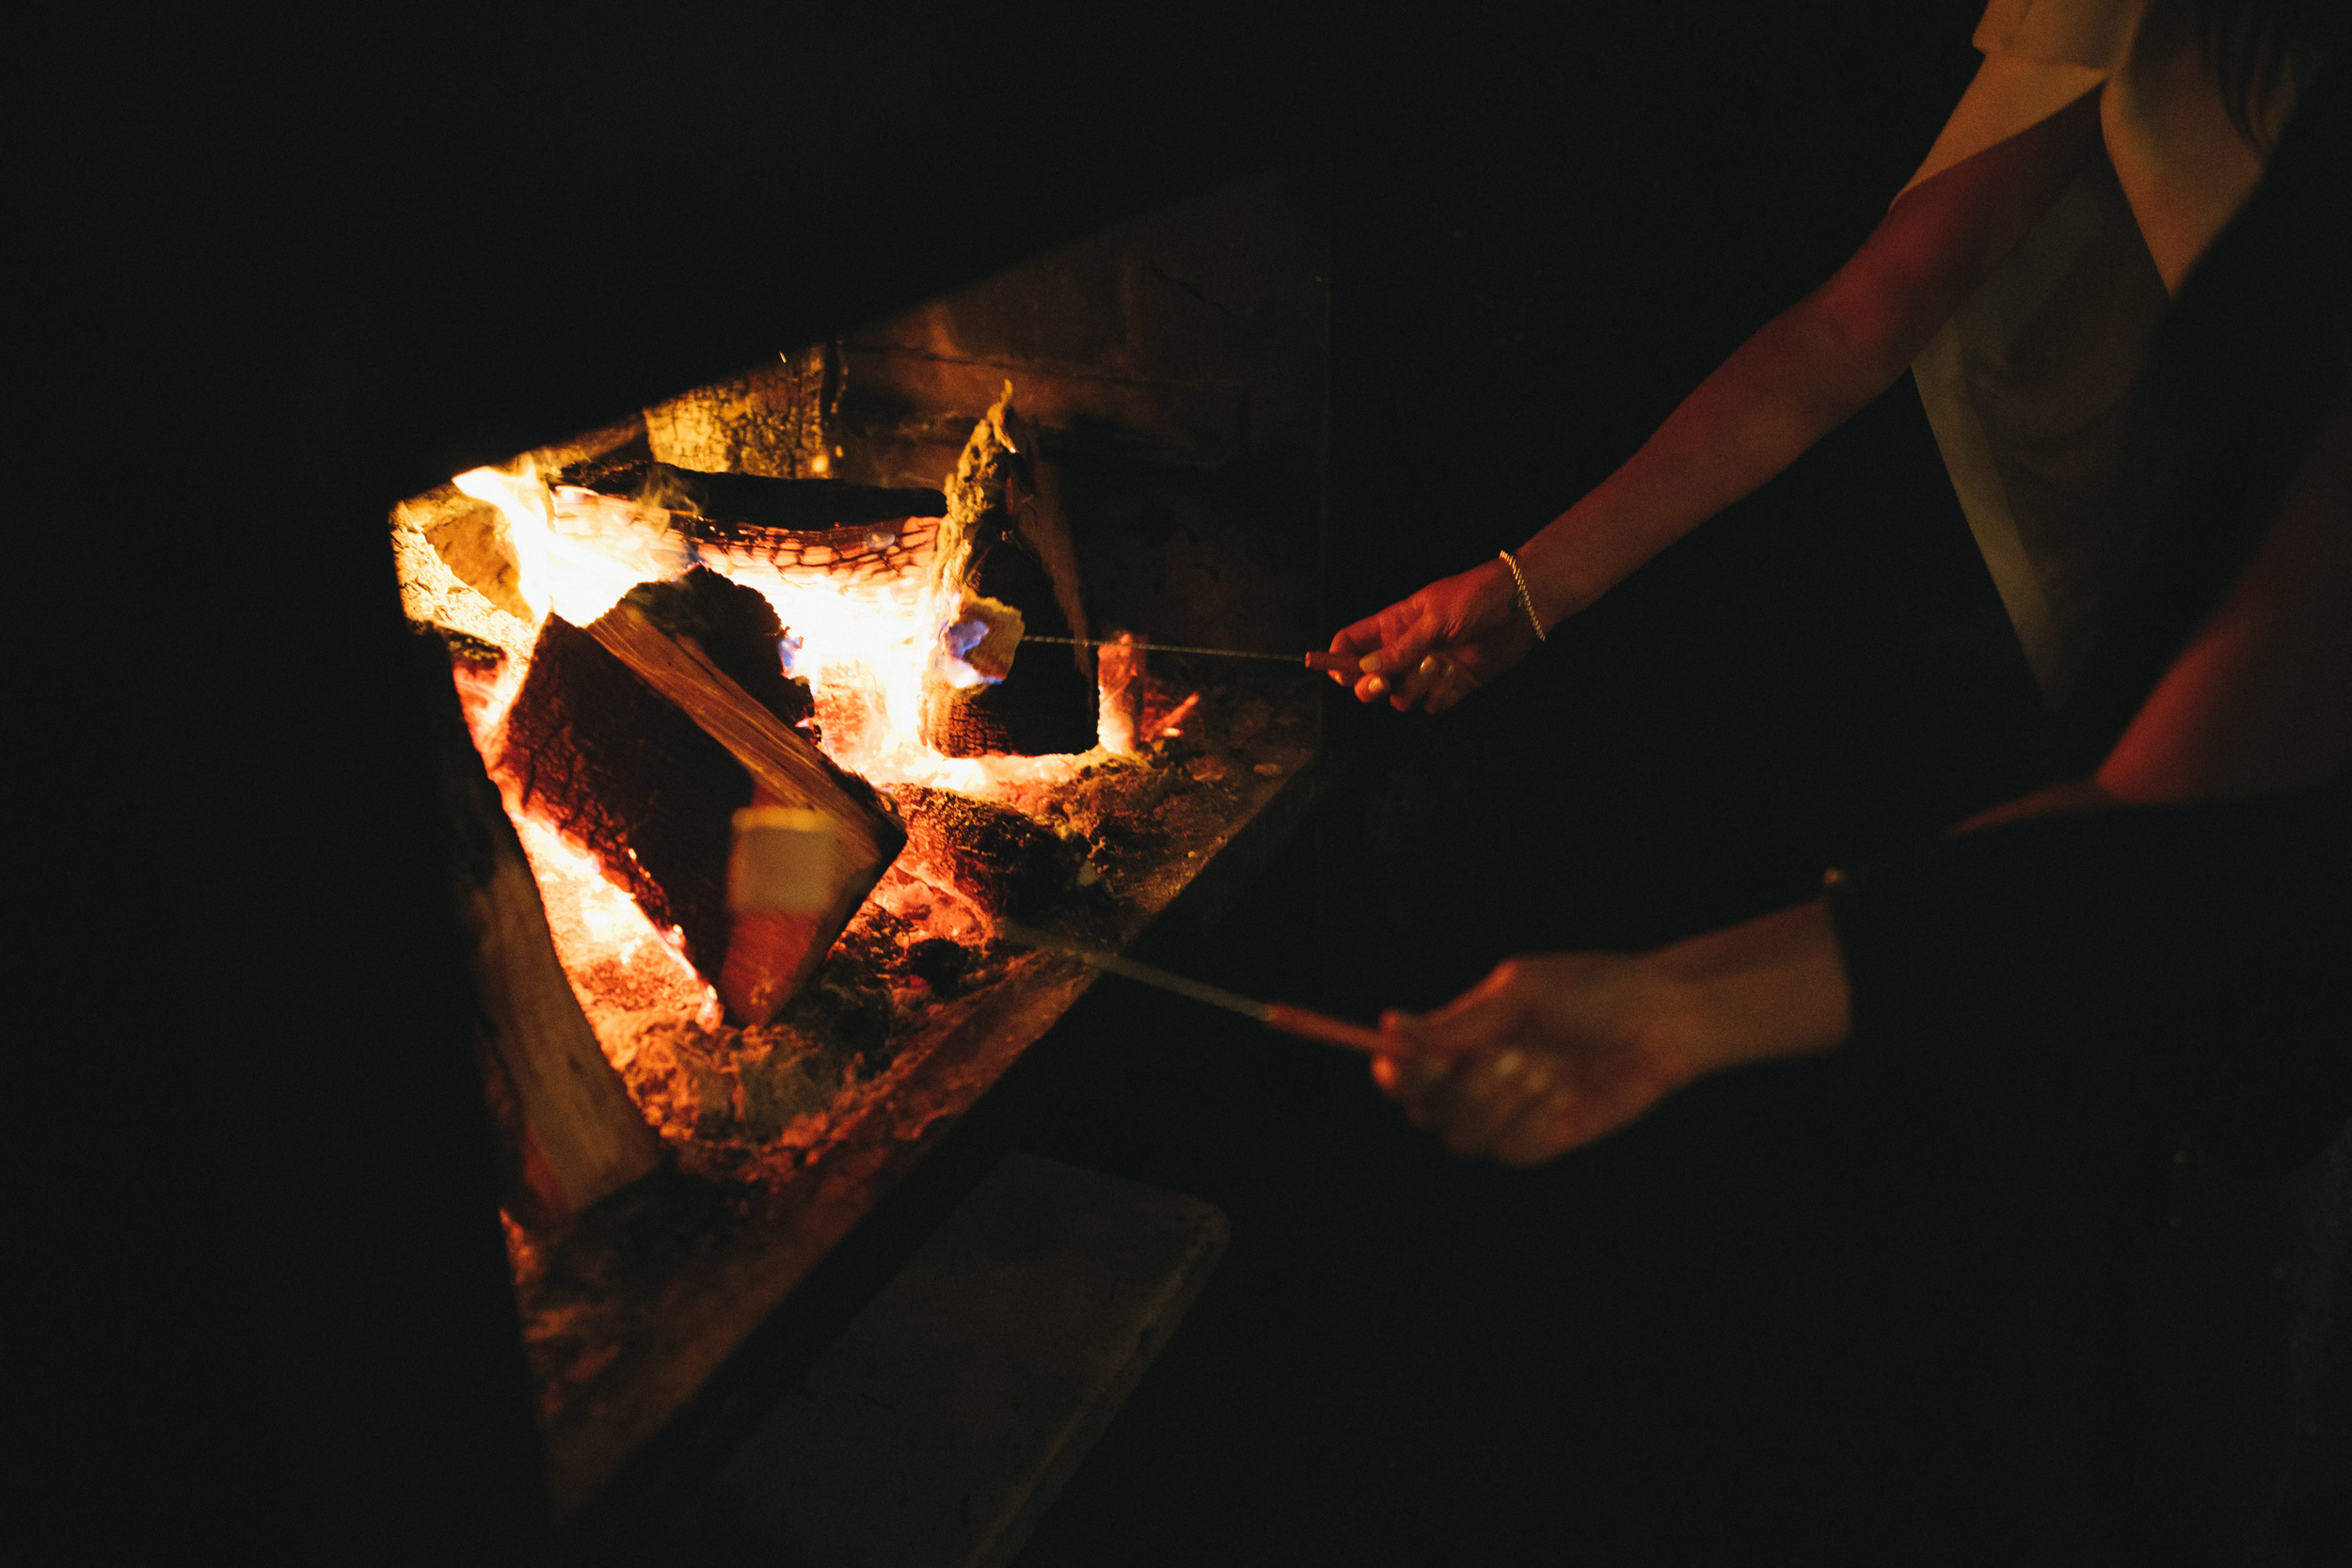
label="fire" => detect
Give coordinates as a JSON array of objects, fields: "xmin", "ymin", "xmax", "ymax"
[
  {"xmin": 453, "ymin": 456, "xmax": 1096, "ymax": 796},
  {"xmin": 454, "ymin": 458, "xmax": 684, "ymax": 628},
  {"xmin": 430, "ymin": 450, "xmax": 1113, "ymax": 1108},
  {"xmin": 510, "ymin": 807, "xmax": 722, "ymax": 1052}
]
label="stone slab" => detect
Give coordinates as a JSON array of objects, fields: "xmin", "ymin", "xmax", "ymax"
[{"xmin": 640, "ymin": 1153, "xmax": 1228, "ymax": 1567}]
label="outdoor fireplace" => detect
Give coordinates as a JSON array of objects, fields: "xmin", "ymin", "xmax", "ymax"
[{"xmin": 389, "ymin": 164, "xmax": 1327, "ymax": 1531}]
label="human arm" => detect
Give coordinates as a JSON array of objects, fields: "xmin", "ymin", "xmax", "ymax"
[
  {"xmin": 1376, "ymin": 389, "xmax": 2352, "ymax": 1163},
  {"xmin": 1330, "ymin": 88, "xmax": 2108, "ymax": 713}
]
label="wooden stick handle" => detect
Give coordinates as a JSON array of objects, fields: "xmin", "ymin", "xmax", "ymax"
[
  {"xmin": 1263, "ymin": 1001, "xmax": 1398, "ymax": 1055},
  {"xmin": 1301, "ymin": 651, "xmax": 1361, "ymax": 673}
]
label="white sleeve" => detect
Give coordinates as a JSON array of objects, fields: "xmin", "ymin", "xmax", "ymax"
[
  {"xmin": 1895, "ymin": 0, "xmax": 2142, "ymax": 203},
  {"xmin": 1897, "ymin": 52, "xmax": 2110, "ymax": 203}
]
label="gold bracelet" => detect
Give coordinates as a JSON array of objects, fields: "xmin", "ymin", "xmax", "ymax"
[{"xmin": 1499, "ymin": 549, "xmax": 1546, "ymax": 642}]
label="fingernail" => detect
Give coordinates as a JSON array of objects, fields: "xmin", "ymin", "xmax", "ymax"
[
  {"xmin": 1359, "ymin": 652, "xmax": 1385, "ymax": 674},
  {"xmin": 1363, "ymin": 675, "xmax": 1387, "ymax": 696},
  {"xmin": 1493, "ymin": 1050, "xmax": 1525, "ymax": 1078},
  {"xmin": 1419, "ymin": 654, "xmax": 1443, "ymax": 677}
]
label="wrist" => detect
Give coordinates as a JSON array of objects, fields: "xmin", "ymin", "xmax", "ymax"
[
  {"xmin": 1645, "ymin": 901, "xmax": 1851, "ymax": 1074},
  {"xmin": 1513, "ymin": 518, "xmax": 1600, "ymax": 627}
]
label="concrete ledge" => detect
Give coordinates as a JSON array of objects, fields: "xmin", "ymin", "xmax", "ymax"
[{"xmin": 642, "ymin": 1153, "xmax": 1228, "ymax": 1567}]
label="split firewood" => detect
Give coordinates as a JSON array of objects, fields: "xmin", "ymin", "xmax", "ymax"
[
  {"xmin": 883, "ymin": 784, "xmax": 1093, "ymax": 923},
  {"xmin": 917, "ymin": 386, "xmax": 1099, "ymax": 757},
  {"xmin": 499, "ymin": 568, "xmax": 905, "ymax": 1026},
  {"xmin": 1096, "ymin": 631, "xmax": 1148, "ymax": 755},
  {"xmin": 418, "ymin": 626, "xmax": 661, "ymax": 1228},
  {"xmin": 715, "ymin": 794, "xmax": 852, "ymax": 1026}
]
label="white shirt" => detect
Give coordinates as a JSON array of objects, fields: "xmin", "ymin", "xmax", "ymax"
[{"xmin": 1904, "ymin": 0, "xmax": 2271, "ymax": 702}]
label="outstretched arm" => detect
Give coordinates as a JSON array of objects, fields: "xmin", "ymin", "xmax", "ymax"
[
  {"xmin": 1375, "ymin": 389, "xmax": 2352, "ymax": 1163},
  {"xmin": 1331, "ymin": 88, "xmax": 2106, "ymax": 713}
]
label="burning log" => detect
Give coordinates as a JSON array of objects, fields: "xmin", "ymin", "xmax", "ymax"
[
  {"xmin": 918, "ymin": 386, "xmax": 1099, "ymax": 757},
  {"xmin": 420, "ymin": 627, "xmax": 661, "ymax": 1227},
  {"xmin": 884, "ymin": 784, "xmax": 1093, "ymax": 922},
  {"xmin": 498, "ymin": 569, "xmax": 906, "ymax": 1026},
  {"xmin": 1096, "ymin": 631, "xmax": 1148, "ymax": 755},
  {"xmin": 554, "ymin": 456, "xmax": 947, "ymax": 586}
]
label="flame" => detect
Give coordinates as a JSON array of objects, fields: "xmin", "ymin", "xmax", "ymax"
[
  {"xmin": 450, "ymin": 456, "xmax": 1096, "ymax": 795},
  {"xmin": 437, "ymin": 450, "xmax": 1105, "ymax": 1097},
  {"xmin": 456, "ymin": 457, "xmax": 683, "ymax": 627}
]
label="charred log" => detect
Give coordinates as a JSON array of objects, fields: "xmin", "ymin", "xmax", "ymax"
[
  {"xmin": 420, "ymin": 626, "xmax": 660, "ymax": 1227},
  {"xmin": 582, "ymin": 587, "xmax": 906, "ymax": 1026},
  {"xmin": 498, "ymin": 615, "xmax": 746, "ymax": 984},
  {"xmin": 620, "ymin": 568, "xmax": 813, "ymax": 733},
  {"xmin": 918, "ymin": 386, "xmax": 1097, "ymax": 757},
  {"xmin": 552, "ymin": 456, "xmax": 946, "ymax": 582},
  {"xmin": 884, "ymin": 784, "xmax": 1091, "ymax": 922}
]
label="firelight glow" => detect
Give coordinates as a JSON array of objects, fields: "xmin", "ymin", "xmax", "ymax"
[{"xmin": 454, "ymin": 458, "xmax": 1097, "ymax": 796}]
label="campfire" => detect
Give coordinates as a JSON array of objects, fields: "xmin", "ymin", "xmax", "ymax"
[{"xmin": 394, "ymin": 365, "xmax": 1317, "ymax": 1514}]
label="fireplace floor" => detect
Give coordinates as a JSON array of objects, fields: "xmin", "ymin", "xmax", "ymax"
[
  {"xmin": 639, "ymin": 1153, "xmax": 1225, "ymax": 1568},
  {"xmin": 518, "ymin": 666, "xmax": 1317, "ymax": 1519}
]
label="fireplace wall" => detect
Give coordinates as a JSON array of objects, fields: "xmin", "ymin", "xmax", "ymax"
[{"xmin": 15, "ymin": 8, "xmax": 1346, "ymax": 1561}]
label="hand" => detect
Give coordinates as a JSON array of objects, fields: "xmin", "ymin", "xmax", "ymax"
[
  {"xmin": 1371, "ymin": 903, "xmax": 1850, "ymax": 1165},
  {"xmin": 1327, "ymin": 557, "xmax": 1538, "ymax": 713},
  {"xmin": 1372, "ymin": 955, "xmax": 1700, "ymax": 1165}
]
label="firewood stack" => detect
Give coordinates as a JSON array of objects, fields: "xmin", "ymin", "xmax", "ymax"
[
  {"xmin": 918, "ymin": 386, "xmax": 1099, "ymax": 757},
  {"xmin": 497, "ymin": 568, "xmax": 907, "ymax": 1028}
]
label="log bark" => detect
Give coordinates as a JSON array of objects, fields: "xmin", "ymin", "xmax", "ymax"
[
  {"xmin": 918, "ymin": 386, "xmax": 1099, "ymax": 757},
  {"xmin": 555, "ymin": 456, "xmax": 945, "ymax": 559},
  {"xmin": 498, "ymin": 569, "xmax": 906, "ymax": 1026},
  {"xmin": 421, "ymin": 627, "xmax": 660, "ymax": 1228},
  {"xmin": 587, "ymin": 574, "xmax": 906, "ymax": 1022},
  {"xmin": 499, "ymin": 615, "xmax": 743, "ymax": 981},
  {"xmin": 884, "ymin": 784, "xmax": 1090, "ymax": 922}
]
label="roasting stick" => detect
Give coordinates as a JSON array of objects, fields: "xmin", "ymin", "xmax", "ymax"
[
  {"xmin": 1022, "ymin": 635, "xmax": 1359, "ymax": 673},
  {"xmin": 997, "ymin": 921, "xmax": 1402, "ymax": 1055}
]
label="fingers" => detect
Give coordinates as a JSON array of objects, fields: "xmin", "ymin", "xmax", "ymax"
[
  {"xmin": 1327, "ymin": 620, "xmax": 1382, "ymax": 689},
  {"xmin": 1375, "ymin": 995, "xmax": 1543, "ymax": 1154},
  {"xmin": 1330, "ymin": 603, "xmax": 1443, "ymax": 705},
  {"xmin": 1429, "ymin": 1044, "xmax": 1563, "ymax": 1157},
  {"xmin": 1393, "ymin": 650, "xmax": 1483, "ymax": 713},
  {"xmin": 1369, "ymin": 958, "xmax": 1635, "ymax": 1164},
  {"xmin": 1370, "ymin": 618, "xmax": 1443, "ymax": 707},
  {"xmin": 1492, "ymin": 1088, "xmax": 1584, "ymax": 1166}
]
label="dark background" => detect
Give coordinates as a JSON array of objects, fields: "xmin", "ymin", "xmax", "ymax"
[
  {"xmin": 1013, "ymin": 3, "xmax": 2101, "ymax": 1562},
  {"xmin": 5, "ymin": 0, "xmax": 2164, "ymax": 1560}
]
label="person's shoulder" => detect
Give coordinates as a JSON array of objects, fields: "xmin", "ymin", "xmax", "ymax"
[{"xmin": 1973, "ymin": 0, "xmax": 2143, "ymax": 72}]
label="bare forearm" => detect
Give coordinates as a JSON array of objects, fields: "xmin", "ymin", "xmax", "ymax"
[
  {"xmin": 1516, "ymin": 300, "xmax": 1910, "ymax": 623},
  {"xmin": 1510, "ymin": 89, "xmax": 2104, "ymax": 629},
  {"xmin": 1648, "ymin": 899, "xmax": 1853, "ymax": 1075}
]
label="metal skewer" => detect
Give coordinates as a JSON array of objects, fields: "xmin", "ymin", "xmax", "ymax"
[
  {"xmin": 1022, "ymin": 635, "xmax": 1357, "ymax": 673},
  {"xmin": 997, "ymin": 920, "xmax": 1401, "ymax": 1055}
]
